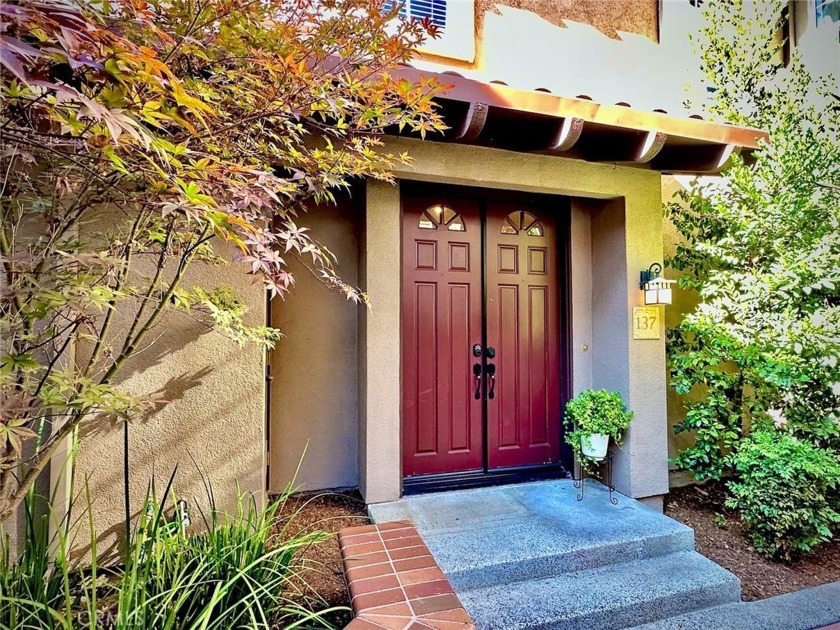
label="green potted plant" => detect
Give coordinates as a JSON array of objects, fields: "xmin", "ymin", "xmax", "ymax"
[{"xmin": 564, "ymin": 389, "xmax": 633, "ymax": 463}]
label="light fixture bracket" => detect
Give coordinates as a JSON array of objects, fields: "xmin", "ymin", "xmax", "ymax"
[{"xmin": 640, "ymin": 262, "xmax": 663, "ymax": 289}]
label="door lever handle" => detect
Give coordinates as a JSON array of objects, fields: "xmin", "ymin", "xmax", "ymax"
[
  {"xmin": 485, "ymin": 363, "xmax": 496, "ymax": 400},
  {"xmin": 472, "ymin": 363, "xmax": 482, "ymax": 399}
]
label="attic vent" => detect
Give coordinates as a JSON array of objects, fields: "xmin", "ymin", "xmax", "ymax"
[{"xmin": 384, "ymin": 0, "xmax": 447, "ymax": 29}]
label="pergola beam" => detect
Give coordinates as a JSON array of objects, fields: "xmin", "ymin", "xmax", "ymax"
[
  {"xmin": 451, "ymin": 102, "xmax": 489, "ymax": 142},
  {"xmin": 546, "ymin": 117, "xmax": 584, "ymax": 151}
]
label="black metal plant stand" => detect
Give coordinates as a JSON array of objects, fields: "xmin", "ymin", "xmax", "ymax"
[{"xmin": 573, "ymin": 451, "xmax": 618, "ymax": 505}]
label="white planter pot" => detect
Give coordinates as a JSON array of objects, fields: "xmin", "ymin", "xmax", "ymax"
[{"xmin": 580, "ymin": 433, "xmax": 610, "ymax": 460}]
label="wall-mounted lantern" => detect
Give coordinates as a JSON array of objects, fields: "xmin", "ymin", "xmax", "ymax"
[{"xmin": 640, "ymin": 263, "xmax": 675, "ymax": 305}]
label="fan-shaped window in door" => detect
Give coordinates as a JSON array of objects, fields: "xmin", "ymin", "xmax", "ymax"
[
  {"xmin": 418, "ymin": 204, "xmax": 465, "ymax": 231},
  {"xmin": 501, "ymin": 211, "xmax": 544, "ymax": 236}
]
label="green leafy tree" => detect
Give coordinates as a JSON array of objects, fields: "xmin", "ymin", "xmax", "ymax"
[
  {"xmin": 0, "ymin": 0, "xmax": 444, "ymax": 523},
  {"xmin": 667, "ymin": 0, "xmax": 840, "ymax": 483}
]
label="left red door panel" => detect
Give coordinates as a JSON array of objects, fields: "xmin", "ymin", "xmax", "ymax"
[{"xmin": 401, "ymin": 194, "xmax": 483, "ymax": 477}]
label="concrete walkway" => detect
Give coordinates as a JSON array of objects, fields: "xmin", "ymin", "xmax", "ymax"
[{"xmin": 369, "ymin": 479, "xmax": 741, "ymax": 629}]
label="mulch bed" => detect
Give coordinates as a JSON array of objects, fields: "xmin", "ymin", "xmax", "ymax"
[
  {"xmin": 665, "ymin": 482, "xmax": 840, "ymax": 601},
  {"xmin": 276, "ymin": 490, "xmax": 369, "ymax": 627}
]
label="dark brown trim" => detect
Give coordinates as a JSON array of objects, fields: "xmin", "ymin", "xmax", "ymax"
[
  {"xmin": 403, "ymin": 464, "xmax": 568, "ymax": 495},
  {"xmin": 557, "ymin": 201, "xmax": 575, "ymax": 473}
]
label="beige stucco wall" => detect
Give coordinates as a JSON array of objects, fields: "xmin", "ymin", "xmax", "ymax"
[
  {"xmin": 358, "ymin": 182, "xmax": 403, "ymax": 504},
  {"xmin": 68, "ymin": 242, "xmax": 266, "ymax": 556},
  {"xmin": 359, "ymin": 138, "xmax": 669, "ymax": 504},
  {"xmin": 268, "ymin": 199, "xmax": 361, "ymax": 493},
  {"xmin": 569, "ymin": 200, "xmax": 594, "ymax": 394},
  {"xmin": 414, "ymin": 2, "xmax": 716, "ymax": 118}
]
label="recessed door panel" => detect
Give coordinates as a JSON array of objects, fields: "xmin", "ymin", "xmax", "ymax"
[
  {"xmin": 486, "ymin": 204, "xmax": 561, "ymax": 469},
  {"xmin": 402, "ymin": 195, "xmax": 483, "ymax": 477}
]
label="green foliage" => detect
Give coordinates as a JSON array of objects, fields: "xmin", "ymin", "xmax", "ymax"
[
  {"xmin": 564, "ymin": 389, "xmax": 633, "ymax": 468},
  {"xmin": 726, "ymin": 428, "xmax": 840, "ymax": 561},
  {"xmin": 0, "ymin": 480, "xmax": 340, "ymax": 629},
  {"xmin": 668, "ymin": 0, "xmax": 840, "ymax": 482}
]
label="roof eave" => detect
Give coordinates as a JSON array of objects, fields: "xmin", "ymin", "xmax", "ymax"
[{"xmin": 391, "ymin": 65, "xmax": 768, "ymax": 176}]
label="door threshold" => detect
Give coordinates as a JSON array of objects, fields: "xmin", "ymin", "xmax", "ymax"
[{"xmin": 403, "ymin": 464, "xmax": 568, "ymax": 495}]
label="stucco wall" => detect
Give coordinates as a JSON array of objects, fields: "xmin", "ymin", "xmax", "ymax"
[
  {"xmin": 569, "ymin": 200, "xmax": 594, "ymax": 394},
  {"xmin": 358, "ymin": 182, "xmax": 403, "ymax": 504},
  {"xmin": 69, "ymin": 242, "xmax": 266, "ymax": 556},
  {"xmin": 268, "ymin": 199, "xmax": 361, "ymax": 493},
  {"xmin": 266, "ymin": 141, "xmax": 672, "ymax": 504},
  {"xmin": 359, "ymin": 138, "xmax": 669, "ymax": 504},
  {"xmin": 414, "ymin": 2, "xmax": 713, "ymax": 116}
]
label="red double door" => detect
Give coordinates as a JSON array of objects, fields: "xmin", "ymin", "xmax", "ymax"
[{"xmin": 401, "ymin": 187, "xmax": 563, "ymax": 479}]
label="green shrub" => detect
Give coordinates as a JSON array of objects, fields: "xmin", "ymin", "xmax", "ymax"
[
  {"xmin": 0, "ymin": 479, "xmax": 341, "ymax": 629},
  {"xmin": 726, "ymin": 428, "xmax": 840, "ymax": 562},
  {"xmin": 564, "ymin": 389, "xmax": 633, "ymax": 468}
]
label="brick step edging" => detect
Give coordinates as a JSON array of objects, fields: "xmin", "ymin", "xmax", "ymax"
[{"xmin": 338, "ymin": 520, "xmax": 476, "ymax": 629}]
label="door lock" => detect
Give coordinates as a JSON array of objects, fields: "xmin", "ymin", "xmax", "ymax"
[
  {"xmin": 472, "ymin": 363, "xmax": 482, "ymax": 399},
  {"xmin": 472, "ymin": 343, "xmax": 483, "ymax": 358},
  {"xmin": 485, "ymin": 363, "xmax": 497, "ymax": 399}
]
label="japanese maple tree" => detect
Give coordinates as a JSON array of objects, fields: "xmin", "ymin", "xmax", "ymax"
[{"xmin": 0, "ymin": 0, "xmax": 444, "ymax": 522}]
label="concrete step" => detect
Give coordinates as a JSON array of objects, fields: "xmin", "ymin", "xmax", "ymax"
[
  {"xmin": 631, "ymin": 581, "xmax": 840, "ymax": 630},
  {"xmin": 426, "ymin": 514, "xmax": 693, "ymax": 591},
  {"xmin": 458, "ymin": 551, "xmax": 741, "ymax": 630},
  {"xmin": 372, "ymin": 480, "xmax": 696, "ymax": 591}
]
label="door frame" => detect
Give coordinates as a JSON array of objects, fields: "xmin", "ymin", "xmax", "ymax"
[{"xmin": 400, "ymin": 181, "xmax": 574, "ymax": 494}]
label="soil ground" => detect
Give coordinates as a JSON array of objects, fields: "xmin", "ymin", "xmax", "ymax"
[
  {"xmin": 665, "ymin": 482, "xmax": 840, "ymax": 601},
  {"xmin": 277, "ymin": 490, "xmax": 368, "ymax": 628}
]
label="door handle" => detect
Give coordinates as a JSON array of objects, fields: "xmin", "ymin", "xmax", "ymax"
[
  {"xmin": 485, "ymin": 363, "xmax": 496, "ymax": 400},
  {"xmin": 473, "ymin": 363, "xmax": 482, "ymax": 400}
]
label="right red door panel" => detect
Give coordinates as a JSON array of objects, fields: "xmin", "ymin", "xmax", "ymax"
[{"xmin": 485, "ymin": 203, "xmax": 561, "ymax": 469}]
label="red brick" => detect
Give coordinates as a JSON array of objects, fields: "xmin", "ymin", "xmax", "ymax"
[
  {"xmin": 420, "ymin": 609, "xmax": 474, "ymax": 623},
  {"xmin": 384, "ymin": 536, "xmax": 426, "ymax": 551},
  {"xmin": 405, "ymin": 579, "xmax": 454, "ymax": 600},
  {"xmin": 360, "ymin": 602, "xmax": 413, "ymax": 617},
  {"xmin": 344, "ymin": 551, "xmax": 389, "ymax": 568},
  {"xmin": 393, "ymin": 555, "xmax": 438, "ymax": 572},
  {"xmin": 411, "ymin": 593, "xmax": 463, "ymax": 616},
  {"xmin": 352, "ymin": 587, "xmax": 406, "ymax": 611},
  {"xmin": 343, "ymin": 540, "xmax": 387, "ymax": 557},
  {"xmin": 359, "ymin": 614, "xmax": 414, "ymax": 629},
  {"xmin": 389, "ymin": 545, "xmax": 433, "ymax": 561},
  {"xmin": 376, "ymin": 520, "xmax": 414, "ymax": 531},
  {"xmin": 340, "ymin": 531, "xmax": 382, "ymax": 548},
  {"xmin": 380, "ymin": 526, "xmax": 421, "ymax": 540},
  {"xmin": 338, "ymin": 520, "xmax": 475, "ymax": 629},
  {"xmin": 421, "ymin": 619, "xmax": 475, "ymax": 630},
  {"xmin": 339, "ymin": 523, "xmax": 378, "ymax": 537},
  {"xmin": 347, "ymin": 562, "xmax": 394, "ymax": 582},
  {"xmin": 348, "ymin": 573, "xmax": 401, "ymax": 599},
  {"xmin": 399, "ymin": 567, "xmax": 447, "ymax": 585}
]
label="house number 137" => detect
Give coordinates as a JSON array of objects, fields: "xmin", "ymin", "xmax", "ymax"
[{"xmin": 633, "ymin": 306, "xmax": 661, "ymax": 340}]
